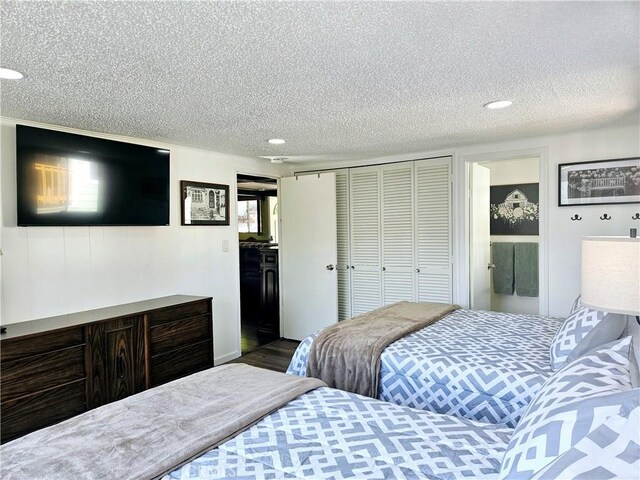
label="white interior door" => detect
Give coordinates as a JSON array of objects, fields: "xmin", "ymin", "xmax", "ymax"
[
  {"xmin": 470, "ymin": 163, "xmax": 491, "ymax": 310},
  {"xmin": 280, "ymin": 173, "xmax": 337, "ymax": 340}
]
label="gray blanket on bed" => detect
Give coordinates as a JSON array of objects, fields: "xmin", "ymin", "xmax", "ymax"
[
  {"xmin": 0, "ymin": 364, "xmax": 326, "ymax": 480},
  {"xmin": 307, "ymin": 301, "xmax": 459, "ymax": 398}
]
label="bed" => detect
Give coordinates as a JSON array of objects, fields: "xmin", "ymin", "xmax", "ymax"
[
  {"xmin": 288, "ymin": 307, "xmax": 563, "ymax": 427},
  {"xmin": 166, "ymin": 386, "xmax": 511, "ymax": 479},
  {"xmin": 3, "ymin": 337, "xmax": 637, "ymax": 480}
]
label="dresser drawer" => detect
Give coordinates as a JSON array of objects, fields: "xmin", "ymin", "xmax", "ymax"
[
  {"xmin": 150, "ymin": 340, "xmax": 213, "ymax": 387},
  {"xmin": 1, "ymin": 327, "xmax": 84, "ymax": 362},
  {"xmin": 147, "ymin": 300, "xmax": 211, "ymax": 327},
  {"xmin": 1, "ymin": 346, "xmax": 86, "ymax": 402},
  {"xmin": 149, "ymin": 314, "xmax": 211, "ymax": 355},
  {"xmin": 1, "ymin": 380, "xmax": 86, "ymax": 443}
]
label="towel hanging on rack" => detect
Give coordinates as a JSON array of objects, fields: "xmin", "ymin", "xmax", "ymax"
[
  {"xmin": 515, "ymin": 243, "xmax": 539, "ymax": 297},
  {"xmin": 492, "ymin": 242, "xmax": 514, "ymax": 295}
]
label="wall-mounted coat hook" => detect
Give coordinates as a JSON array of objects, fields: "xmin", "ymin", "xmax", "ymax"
[
  {"xmin": 570, "ymin": 214, "xmax": 582, "ymax": 221},
  {"xmin": 633, "ymin": 213, "xmax": 640, "ymax": 220},
  {"xmin": 600, "ymin": 213, "xmax": 612, "ymax": 220}
]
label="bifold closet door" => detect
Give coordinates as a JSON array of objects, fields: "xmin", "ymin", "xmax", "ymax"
[
  {"xmin": 381, "ymin": 163, "xmax": 415, "ymax": 304},
  {"xmin": 415, "ymin": 158, "xmax": 453, "ymax": 303},
  {"xmin": 335, "ymin": 170, "xmax": 351, "ymax": 321},
  {"xmin": 349, "ymin": 167, "xmax": 381, "ymax": 315}
]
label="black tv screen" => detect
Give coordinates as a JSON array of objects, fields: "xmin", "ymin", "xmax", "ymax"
[{"xmin": 17, "ymin": 125, "xmax": 170, "ymax": 226}]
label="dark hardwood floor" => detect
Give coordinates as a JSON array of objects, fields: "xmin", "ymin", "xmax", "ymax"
[
  {"xmin": 228, "ymin": 339, "xmax": 300, "ymax": 373},
  {"xmin": 241, "ymin": 322, "xmax": 278, "ymax": 353}
]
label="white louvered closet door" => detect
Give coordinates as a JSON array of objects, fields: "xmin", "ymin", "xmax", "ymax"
[
  {"xmin": 349, "ymin": 167, "xmax": 382, "ymax": 315},
  {"xmin": 415, "ymin": 158, "xmax": 453, "ymax": 303},
  {"xmin": 335, "ymin": 170, "xmax": 351, "ymax": 321},
  {"xmin": 381, "ymin": 163, "xmax": 415, "ymax": 304}
]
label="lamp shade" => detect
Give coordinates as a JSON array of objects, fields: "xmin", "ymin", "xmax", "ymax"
[{"xmin": 581, "ymin": 236, "xmax": 640, "ymax": 315}]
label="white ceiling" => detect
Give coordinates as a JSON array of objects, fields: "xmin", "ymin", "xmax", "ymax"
[{"xmin": 1, "ymin": 1, "xmax": 638, "ymax": 165}]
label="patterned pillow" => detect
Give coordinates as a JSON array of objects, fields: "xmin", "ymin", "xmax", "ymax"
[
  {"xmin": 569, "ymin": 294, "xmax": 582, "ymax": 315},
  {"xmin": 566, "ymin": 313, "xmax": 628, "ymax": 364},
  {"xmin": 531, "ymin": 392, "xmax": 640, "ymax": 480},
  {"xmin": 549, "ymin": 305, "xmax": 607, "ymax": 370},
  {"xmin": 499, "ymin": 336, "xmax": 636, "ymax": 479}
]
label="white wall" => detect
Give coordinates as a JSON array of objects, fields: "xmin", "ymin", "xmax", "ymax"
[
  {"xmin": 457, "ymin": 126, "xmax": 639, "ymax": 317},
  {"xmin": 541, "ymin": 127, "xmax": 639, "ymax": 316},
  {"xmin": 3, "ymin": 119, "xmax": 638, "ymax": 352},
  {"xmin": 486, "ymin": 157, "xmax": 539, "ymax": 315},
  {"xmin": 0, "ymin": 118, "xmax": 288, "ymax": 365},
  {"xmin": 294, "ymin": 123, "xmax": 640, "ymax": 318}
]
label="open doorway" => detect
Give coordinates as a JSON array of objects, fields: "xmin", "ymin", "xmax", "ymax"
[
  {"xmin": 469, "ymin": 157, "xmax": 542, "ymax": 315},
  {"xmin": 236, "ymin": 174, "xmax": 280, "ymax": 354}
]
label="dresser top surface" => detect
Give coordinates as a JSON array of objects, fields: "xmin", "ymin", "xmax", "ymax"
[{"xmin": 0, "ymin": 295, "xmax": 212, "ymax": 341}]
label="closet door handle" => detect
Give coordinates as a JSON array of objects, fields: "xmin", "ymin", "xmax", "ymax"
[
  {"xmin": 487, "ymin": 263, "xmax": 496, "ymax": 270},
  {"xmin": 326, "ymin": 264, "xmax": 335, "ymax": 271},
  {"xmin": 416, "ymin": 268, "xmax": 420, "ymax": 273},
  {"xmin": 382, "ymin": 266, "xmax": 386, "ymax": 271}
]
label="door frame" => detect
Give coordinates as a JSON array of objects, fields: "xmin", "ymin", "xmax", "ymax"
[
  {"xmin": 234, "ymin": 171, "xmax": 281, "ymax": 359},
  {"xmin": 459, "ymin": 147, "xmax": 550, "ymax": 315}
]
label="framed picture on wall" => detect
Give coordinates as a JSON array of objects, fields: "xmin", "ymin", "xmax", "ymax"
[
  {"xmin": 490, "ymin": 183, "xmax": 539, "ymax": 235},
  {"xmin": 558, "ymin": 157, "xmax": 640, "ymax": 206},
  {"xmin": 181, "ymin": 180, "xmax": 230, "ymax": 226}
]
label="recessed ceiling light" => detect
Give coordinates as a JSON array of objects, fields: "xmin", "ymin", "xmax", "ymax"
[
  {"xmin": 267, "ymin": 138, "xmax": 286, "ymax": 145},
  {"xmin": 0, "ymin": 67, "xmax": 24, "ymax": 80},
  {"xmin": 484, "ymin": 100, "xmax": 513, "ymax": 110},
  {"xmin": 270, "ymin": 157, "xmax": 286, "ymax": 164}
]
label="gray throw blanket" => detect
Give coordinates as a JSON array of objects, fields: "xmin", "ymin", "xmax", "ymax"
[
  {"xmin": 307, "ymin": 301, "xmax": 459, "ymax": 398},
  {"xmin": 0, "ymin": 364, "xmax": 326, "ymax": 480}
]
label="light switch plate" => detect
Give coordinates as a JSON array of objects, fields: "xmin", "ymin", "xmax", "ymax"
[{"xmin": 222, "ymin": 239, "xmax": 229, "ymax": 252}]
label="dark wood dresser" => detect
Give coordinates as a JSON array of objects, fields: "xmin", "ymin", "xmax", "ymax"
[{"xmin": 0, "ymin": 295, "xmax": 213, "ymax": 444}]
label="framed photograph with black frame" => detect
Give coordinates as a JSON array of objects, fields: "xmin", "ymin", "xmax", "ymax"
[
  {"xmin": 558, "ymin": 157, "xmax": 640, "ymax": 207},
  {"xmin": 181, "ymin": 180, "xmax": 230, "ymax": 225}
]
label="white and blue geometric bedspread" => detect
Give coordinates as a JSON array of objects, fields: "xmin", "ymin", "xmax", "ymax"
[
  {"xmin": 287, "ymin": 309, "xmax": 562, "ymax": 428},
  {"xmin": 167, "ymin": 387, "xmax": 512, "ymax": 480}
]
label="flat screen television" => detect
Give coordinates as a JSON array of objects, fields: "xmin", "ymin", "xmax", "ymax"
[{"xmin": 16, "ymin": 125, "xmax": 170, "ymax": 226}]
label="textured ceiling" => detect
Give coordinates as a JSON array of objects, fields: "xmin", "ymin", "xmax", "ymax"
[{"xmin": 1, "ymin": 1, "xmax": 638, "ymax": 164}]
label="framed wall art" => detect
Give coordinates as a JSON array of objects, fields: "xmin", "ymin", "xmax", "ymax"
[
  {"xmin": 490, "ymin": 183, "xmax": 539, "ymax": 235},
  {"xmin": 558, "ymin": 157, "xmax": 640, "ymax": 206},
  {"xmin": 181, "ymin": 180, "xmax": 230, "ymax": 226}
]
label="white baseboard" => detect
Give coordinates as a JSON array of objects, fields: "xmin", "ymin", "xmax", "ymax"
[{"xmin": 215, "ymin": 350, "xmax": 241, "ymax": 366}]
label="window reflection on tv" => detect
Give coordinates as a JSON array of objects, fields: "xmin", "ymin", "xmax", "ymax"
[{"xmin": 17, "ymin": 125, "xmax": 170, "ymax": 226}]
